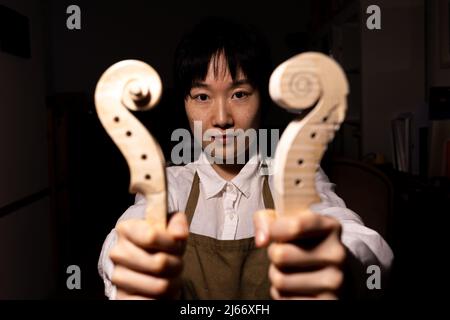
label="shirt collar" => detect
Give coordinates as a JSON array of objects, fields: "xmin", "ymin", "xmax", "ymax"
[
  {"xmin": 194, "ymin": 153, "xmax": 227, "ymax": 199},
  {"xmin": 194, "ymin": 152, "xmax": 263, "ymax": 199},
  {"xmin": 230, "ymin": 152, "xmax": 260, "ymax": 198}
]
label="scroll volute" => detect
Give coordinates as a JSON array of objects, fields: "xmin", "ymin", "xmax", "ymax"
[
  {"xmin": 269, "ymin": 52, "xmax": 349, "ymax": 216},
  {"xmin": 94, "ymin": 60, "xmax": 167, "ymax": 229}
]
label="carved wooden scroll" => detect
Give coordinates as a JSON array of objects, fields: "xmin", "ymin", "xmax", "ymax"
[
  {"xmin": 94, "ymin": 60, "xmax": 167, "ymax": 229},
  {"xmin": 269, "ymin": 52, "xmax": 349, "ymax": 216}
]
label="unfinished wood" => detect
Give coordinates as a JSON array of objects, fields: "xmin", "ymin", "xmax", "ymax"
[
  {"xmin": 270, "ymin": 52, "xmax": 349, "ymax": 216},
  {"xmin": 94, "ymin": 60, "xmax": 167, "ymax": 229}
]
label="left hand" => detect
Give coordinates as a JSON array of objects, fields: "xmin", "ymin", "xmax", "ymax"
[{"xmin": 254, "ymin": 209, "xmax": 346, "ymax": 300}]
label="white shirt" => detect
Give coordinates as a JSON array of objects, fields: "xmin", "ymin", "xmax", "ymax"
[{"xmin": 98, "ymin": 153, "xmax": 394, "ymax": 299}]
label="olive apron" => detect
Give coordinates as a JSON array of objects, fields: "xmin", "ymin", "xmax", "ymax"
[{"xmin": 180, "ymin": 172, "xmax": 274, "ymax": 300}]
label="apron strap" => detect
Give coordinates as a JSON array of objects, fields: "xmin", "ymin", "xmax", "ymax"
[
  {"xmin": 262, "ymin": 175, "xmax": 275, "ymax": 210},
  {"xmin": 185, "ymin": 172, "xmax": 200, "ymax": 226},
  {"xmin": 184, "ymin": 171, "xmax": 274, "ymax": 227}
]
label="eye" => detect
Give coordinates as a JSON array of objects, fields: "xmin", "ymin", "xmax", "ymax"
[
  {"xmin": 232, "ymin": 91, "xmax": 249, "ymax": 99},
  {"xmin": 191, "ymin": 94, "xmax": 210, "ymax": 102}
]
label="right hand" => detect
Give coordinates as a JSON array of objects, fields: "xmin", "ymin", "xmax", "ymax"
[{"xmin": 109, "ymin": 211, "xmax": 189, "ymax": 299}]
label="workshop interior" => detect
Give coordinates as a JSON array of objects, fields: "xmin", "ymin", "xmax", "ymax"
[{"xmin": 0, "ymin": 0, "xmax": 448, "ymax": 299}]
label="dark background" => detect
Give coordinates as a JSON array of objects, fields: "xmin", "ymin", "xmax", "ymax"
[{"xmin": 0, "ymin": 0, "xmax": 448, "ymax": 299}]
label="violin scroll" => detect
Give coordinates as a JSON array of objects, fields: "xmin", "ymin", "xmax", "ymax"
[
  {"xmin": 94, "ymin": 60, "xmax": 167, "ymax": 229},
  {"xmin": 270, "ymin": 52, "xmax": 349, "ymax": 216}
]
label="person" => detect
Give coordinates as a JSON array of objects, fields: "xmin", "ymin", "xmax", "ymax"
[{"xmin": 98, "ymin": 17, "xmax": 393, "ymax": 300}]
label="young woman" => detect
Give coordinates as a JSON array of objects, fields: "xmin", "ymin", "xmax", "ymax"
[{"xmin": 98, "ymin": 18, "xmax": 393, "ymax": 300}]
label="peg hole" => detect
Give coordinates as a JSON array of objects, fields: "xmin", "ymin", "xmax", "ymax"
[
  {"xmin": 141, "ymin": 154, "xmax": 147, "ymax": 160},
  {"xmin": 310, "ymin": 132, "xmax": 316, "ymax": 139},
  {"xmin": 114, "ymin": 116, "xmax": 120, "ymax": 123},
  {"xmin": 298, "ymin": 159, "xmax": 304, "ymax": 165},
  {"xmin": 126, "ymin": 131, "xmax": 132, "ymax": 137},
  {"xmin": 145, "ymin": 174, "xmax": 151, "ymax": 180},
  {"xmin": 295, "ymin": 179, "xmax": 302, "ymax": 186},
  {"xmin": 323, "ymin": 116, "xmax": 328, "ymax": 122}
]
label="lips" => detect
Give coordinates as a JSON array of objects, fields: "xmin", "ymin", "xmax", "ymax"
[{"xmin": 213, "ymin": 134, "xmax": 235, "ymax": 144}]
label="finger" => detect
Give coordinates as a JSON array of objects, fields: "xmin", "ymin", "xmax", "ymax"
[
  {"xmin": 253, "ymin": 209, "xmax": 277, "ymax": 247},
  {"xmin": 268, "ymin": 240, "xmax": 346, "ymax": 269},
  {"xmin": 270, "ymin": 287, "xmax": 337, "ymax": 300},
  {"xmin": 167, "ymin": 211, "xmax": 189, "ymax": 240},
  {"xmin": 110, "ymin": 238, "xmax": 183, "ymax": 277},
  {"xmin": 270, "ymin": 287, "xmax": 315, "ymax": 300},
  {"xmin": 316, "ymin": 292, "xmax": 338, "ymax": 300},
  {"xmin": 116, "ymin": 219, "xmax": 184, "ymax": 254},
  {"xmin": 269, "ymin": 212, "xmax": 341, "ymax": 242},
  {"xmin": 112, "ymin": 265, "xmax": 180, "ymax": 298},
  {"xmin": 116, "ymin": 289, "xmax": 153, "ymax": 300},
  {"xmin": 269, "ymin": 264, "xmax": 343, "ymax": 296}
]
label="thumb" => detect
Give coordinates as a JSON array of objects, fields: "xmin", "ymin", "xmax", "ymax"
[
  {"xmin": 167, "ymin": 211, "xmax": 189, "ymax": 240},
  {"xmin": 253, "ymin": 209, "xmax": 277, "ymax": 247}
]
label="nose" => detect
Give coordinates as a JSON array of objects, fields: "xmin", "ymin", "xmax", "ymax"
[{"xmin": 212, "ymin": 98, "xmax": 233, "ymax": 129}]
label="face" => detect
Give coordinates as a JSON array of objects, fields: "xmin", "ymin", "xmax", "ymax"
[{"xmin": 184, "ymin": 53, "xmax": 261, "ymax": 163}]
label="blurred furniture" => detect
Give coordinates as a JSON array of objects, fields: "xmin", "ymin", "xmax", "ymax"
[{"xmin": 328, "ymin": 157, "xmax": 394, "ymax": 243}]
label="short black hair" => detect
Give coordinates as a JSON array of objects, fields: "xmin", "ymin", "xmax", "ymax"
[{"xmin": 174, "ymin": 17, "xmax": 272, "ymax": 103}]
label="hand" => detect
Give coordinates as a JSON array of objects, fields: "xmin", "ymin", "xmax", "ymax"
[
  {"xmin": 254, "ymin": 209, "xmax": 346, "ymax": 300},
  {"xmin": 109, "ymin": 212, "xmax": 189, "ymax": 299}
]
